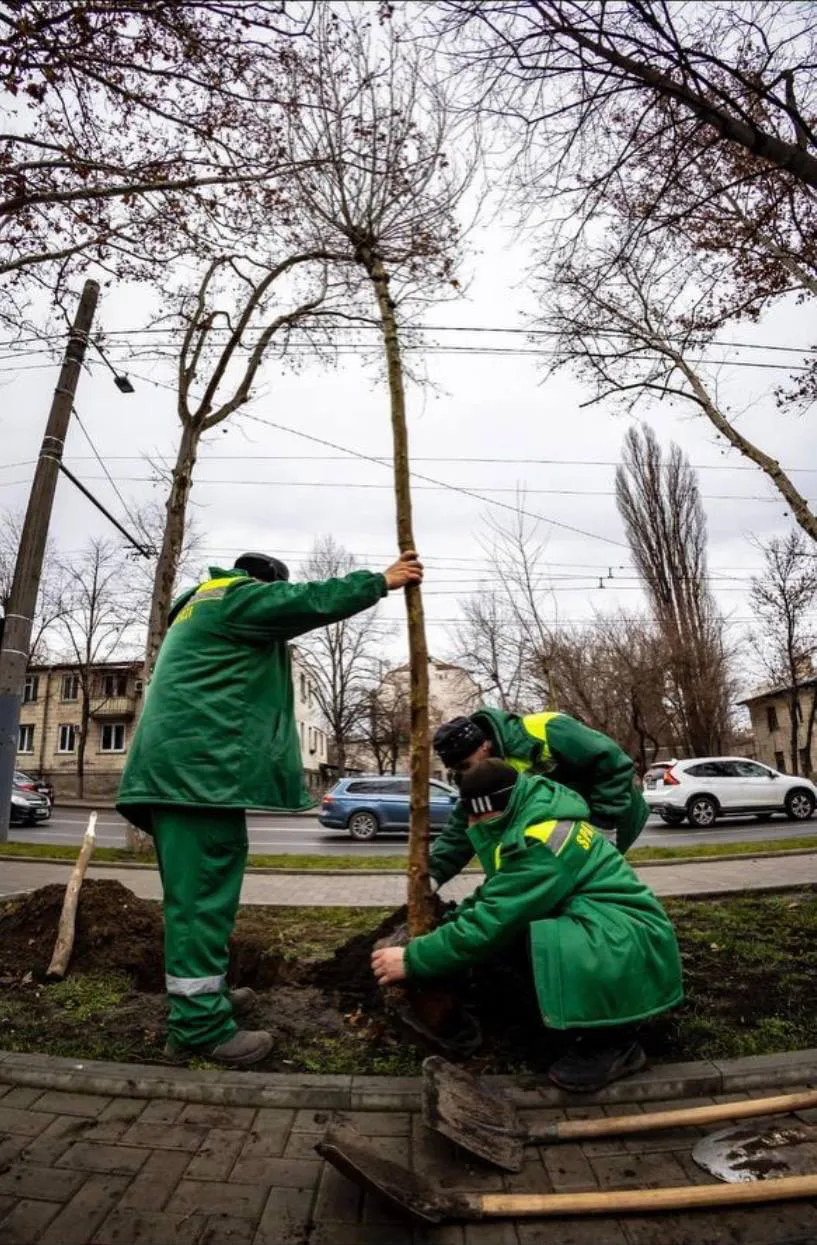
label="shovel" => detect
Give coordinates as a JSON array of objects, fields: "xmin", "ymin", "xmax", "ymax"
[
  {"xmin": 421, "ymin": 1055, "xmax": 817, "ymax": 1173},
  {"xmin": 694, "ymin": 1117, "xmax": 817, "ymax": 1183},
  {"xmin": 316, "ymin": 1122, "xmax": 817, "ymax": 1225}
]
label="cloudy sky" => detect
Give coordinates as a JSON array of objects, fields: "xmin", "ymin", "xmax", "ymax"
[{"xmin": 1, "ymin": 207, "xmax": 813, "ymax": 696}]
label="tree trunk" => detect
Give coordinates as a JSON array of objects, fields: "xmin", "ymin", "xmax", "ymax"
[
  {"xmin": 789, "ymin": 691, "xmax": 800, "ymax": 775},
  {"xmin": 77, "ymin": 690, "xmax": 89, "ymax": 799},
  {"xmin": 366, "ymin": 250, "xmax": 433, "ymax": 937}
]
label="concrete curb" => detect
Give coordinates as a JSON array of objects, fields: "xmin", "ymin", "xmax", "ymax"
[
  {"xmin": 3, "ymin": 845, "xmax": 817, "ymax": 877},
  {"xmin": 1, "ymin": 1047, "xmax": 816, "ymax": 1111},
  {"xmin": 53, "ymin": 802, "xmax": 320, "ymax": 817}
]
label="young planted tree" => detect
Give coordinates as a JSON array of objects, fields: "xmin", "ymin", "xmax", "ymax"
[
  {"xmin": 285, "ymin": 12, "xmax": 475, "ymax": 934},
  {"xmin": 296, "ymin": 536, "xmax": 386, "ymax": 777},
  {"xmin": 615, "ymin": 426, "xmax": 732, "ymax": 756},
  {"xmin": 750, "ymin": 531, "xmax": 817, "ymax": 775}
]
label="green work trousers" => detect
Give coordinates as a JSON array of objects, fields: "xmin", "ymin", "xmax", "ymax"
[{"xmin": 151, "ymin": 806, "xmax": 247, "ymax": 1049}]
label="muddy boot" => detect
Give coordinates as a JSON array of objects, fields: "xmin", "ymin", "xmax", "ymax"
[
  {"xmin": 164, "ymin": 1029, "xmax": 272, "ymax": 1068},
  {"xmin": 228, "ymin": 987, "xmax": 257, "ymax": 1016},
  {"xmin": 547, "ymin": 1036, "xmax": 647, "ymax": 1093}
]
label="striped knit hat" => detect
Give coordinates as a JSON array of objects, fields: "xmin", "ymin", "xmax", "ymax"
[{"xmin": 459, "ymin": 759, "xmax": 518, "ymax": 817}]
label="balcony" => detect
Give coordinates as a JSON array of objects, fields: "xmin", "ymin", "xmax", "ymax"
[{"xmin": 89, "ymin": 695, "xmax": 137, "ymax": 720}]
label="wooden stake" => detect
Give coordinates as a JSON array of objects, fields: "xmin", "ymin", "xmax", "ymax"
[{"xmin": 47, "ymin": 812, "xmax": 97, "ymax": 980}]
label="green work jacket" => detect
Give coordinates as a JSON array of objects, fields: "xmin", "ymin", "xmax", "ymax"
[
  {"xmin": 406, "ymin": 773, "xmax": 683, "ymax": 1030},
  {"xmin": 430, "ymin": 706, "xmax": 648, "ymax": 882},
  {"xmin": 117, "ymin": 566, "xmax": 386, "ymax": 828}
]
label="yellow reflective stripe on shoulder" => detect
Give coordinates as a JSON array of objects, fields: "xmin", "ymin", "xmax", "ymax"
[
  {"xmin": 193, "ymin": 575, "xmax": 245, "ymax": 602},
  {"xmin": 494, "ymin": 842, "xmax": 502, "ymax": 872},
  {"xmin": 507, "ymin": 756, "xmax": 532, "ymax": 774},
  {"xmin": 521, "ymin": 711, "xmax": 562, "ymax": 760},
  {"xmin": 524, "ymin": 818, "xmax": 574, "ymax": 855}
]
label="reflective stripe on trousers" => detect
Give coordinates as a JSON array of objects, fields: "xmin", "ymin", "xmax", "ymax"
[{"xmin": 166, "ymin": 974, "xmax": 226, "ymax": 997}]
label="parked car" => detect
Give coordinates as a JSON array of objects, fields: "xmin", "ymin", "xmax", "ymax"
[
  {"xmin": 319, "ymin": 776, "xmax": 459, "ymax": 841},
  {"xmin": 643, "ymin": 757, "xmax": 817, "ymax": 828},
  {"xmin": 10, "ymin": 780, "xmax": 52, "ymax": 827},
  {"xmin": 14, "ymin": 769, "xmax": 53, "ymax": 805}
]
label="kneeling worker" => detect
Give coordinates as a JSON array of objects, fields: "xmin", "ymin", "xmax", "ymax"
[
  {"xmin": 372, "ymin": 759, "xmax": 682, "ymax": 1092},
  {"xmin": 118, "ymin": 548, "xmax": 423, "ymax": 1068}
]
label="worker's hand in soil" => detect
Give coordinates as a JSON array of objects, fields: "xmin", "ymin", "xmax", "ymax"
[
  {"xmin": 371, "ymin": 945, "xmax": 408, "ymax": 984},
  {"xmin": 384, "ymin": 551, "xmax": 423, "ymax": 590}
]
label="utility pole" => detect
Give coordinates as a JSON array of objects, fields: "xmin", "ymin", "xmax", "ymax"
[{"xmin": 0, "ymin": 279, "xmax": 100, "ymax": 841}]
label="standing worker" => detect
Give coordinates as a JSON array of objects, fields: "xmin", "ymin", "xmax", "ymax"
[
  {"xmin": 117, "ymin": 549, "xmax": 422, "ymax": 1067},
  {"xmin": 430, "ymin": 707, "xmax": 647, "ymax": 891}
]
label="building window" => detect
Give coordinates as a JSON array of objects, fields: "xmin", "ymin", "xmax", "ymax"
[
  {"xmin": 299, "ymin": 721, "xmax": 305, "ymax": 749},
  {"xmin": 18, "ymin": 724, "xmax": 34, "ymax": 753},
  {"xmin": 101, "ymin": 672, "xmax": 128, "ymax": 698},
  {"xmin": 61, "ymin": 674, "xmax": 80, "ymax": 702},
  {"xmin": 800, "ymin": 747, "xmax": 811, "ymax": 775},
  {"xmin": 22, "ymin": 675, "xmax": 39, "ymax": 704},
  {"xmin": 775, "ymin": 751, "xmax": 786, "ymax": 773},
  {"xmin": 766, "ymin": 705, "xmax": 778, "ymax": 732},
  {"xmin": 100, "ymin": 723, "xmax": 127, "ymax": 753},
  {"xmin": 58, "ymin": 724, "xmax": 77, "ymax": 754}
]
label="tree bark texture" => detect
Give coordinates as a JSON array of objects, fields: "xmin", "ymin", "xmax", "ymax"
[{"xmin": 47, "ymin": 812, "xmax": 97, "ymax": 980}]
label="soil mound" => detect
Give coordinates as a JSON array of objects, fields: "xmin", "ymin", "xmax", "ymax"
[{"xmin": 0, "ymin": 880, "xmax": 165, "ymax": 989}]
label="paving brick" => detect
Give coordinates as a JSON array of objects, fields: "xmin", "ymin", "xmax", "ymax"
[
  {"xmin": 40, "ymin": 1114, "xmax": 94, "ymax": 1140},
  {"xmin": 0, "ymin": 1163, "xmax": 85, "ymax": 1202},
  {"xmin": 17, "ymin": 1135, "xmax": 75, "ymax": 1167},
  {"xmin": 502, "ymin": 1157, "xmax": 552, "ymax": 1195},
  {"xmin": 283, "ymin": 1130, "xmax": 323, "ymax": 1160},
  {"xmin": 167, "ymin": 1178, "xmax": 266, "ymax": 1220},
  {"xmin": 32, "ymin": 1091, "xmax": 111, "ymax": 1117},
  {"xmin": 308, "ymin": 1226, "xmax": 413, "ymax": 1244},
  {"xmin": 179, "ymin": 1103, "xmax": 256, "ymax": 1129},
  {"xmin": 1, "ymin": 1088, "xmax": 46, "ymax": 1110},
  {"xmin": 120, "ymin": 1121, "xmax": 208, "ymax": 1151},
  {"xmin": 292, "ymin": 1108, "xmax": 336, "ymax": 1132},
  {"xmin": 517, "ymin": 1219, "xmax": 629, "ymax": 1244},
  {"xmin": 198, "ymin": 1213, "xmax": 257, "ymax": 1244},
  {"xmin": 56, "ymin": 1140, "xmax": 151, "ymax": 1176},
  {"xmin": 0, "ymin": 1107, "xmax": 54, "ymax": 1137},
  {"xmin": 91, "ymin": 1208, "xmax": 205, "ymax": 1244},
  {"xmin": 253, "ymin": 1186, "xmax": 315, "ymax": 1245},
  {"xmin": 97, "ymin": 1099, "xmax": 145, "ymax": 1124},
  {"xmin": 540, "ymin": 1142, "xmax": 597, "ymax": 1192},
  {"xmin": 588, "ymin": 1150, "xmax": 688, "ymax": 1190},
  {"xmin": 0, "ymin": 1198, "xmax": 61, "ymax": 1244},
  {"xmin": 39, "ymin": 1174, "xmax": 130, "ymax": 1245},
  {"xmin": 464, "ymin": 1225, "xmax": 520, "ymax": 1245},
  {"xmin": 334, "ymin": 1110, "xmax": 410, "ymax": 1136},
  {"xmin": 135, "ymin": 1099, "xmax": 185, "ymax": 1125},
  {"xmin": 117, "ymin": 1149, "xmax": 191, "ymax": 1212},
  {"xmin": 185, "ymin": 1128, "xmax": 246, "ymax": 1180},
  {"xmin": 313, "ymin": 1163, "xmax": 361, "ymax": 1222},
  {"xmin": 230, "ymin": 1154, "xmax": 321, "ymax": 1187},
  {"xmin": 418, "ymin": 1228, "xmax": 465, "ymax": 1245},
  {"xmin": 623, "ymin": 1202, "xmax": 817, "ymax": 1245},
  {"xmin": 0, "ymin": 1193, "xmax": 16, "ymax": 1218},
  {"xmin": 0, "ymin": 1132, "xmax": 28, "ymax": 1166},
  {"xmin": 411, "ymin": 1117, "xmax": 501, "ymax": 1192}
]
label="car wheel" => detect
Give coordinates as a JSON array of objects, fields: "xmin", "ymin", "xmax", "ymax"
[
  {"xmin": 785, "ymin": 789, "xmax": 815, "ymax": 821},
  {"xmin": 687, "ymin": 796, "xmax": 718, "ymax": 828},
  {"xmin": 348, "ymin": 811, "xmax": 379, "ymax": 841},
  {"xmin": 659, "ymin": 811, "xmax": 685, "ymax": 827}
]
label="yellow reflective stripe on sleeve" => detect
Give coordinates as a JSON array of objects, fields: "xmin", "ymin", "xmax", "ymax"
[
  {"xmin": 494, "ymin": 842, "xmax": 502, "ymax": 872},
  {"xmin": 524, "ymin": 818, "xmax": 574, "ymax": 855},
  {"xmin": 507, "ymin": 756, "xmax": 532, "ymax": 773},
  {"xmin": 521, "ymin": 711, "xmax": 562, "ymax": 760}
]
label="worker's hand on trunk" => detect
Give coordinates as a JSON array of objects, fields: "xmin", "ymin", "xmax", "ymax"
[
  {"xmin": 384, "ymin": 551, "xmax": 423, "ymax": 590},
  {"xmin": 371, "ymin": 945, "xmax": 407, "ymax": 984}
]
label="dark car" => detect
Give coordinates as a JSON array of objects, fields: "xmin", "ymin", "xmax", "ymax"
[
  {"xmin": 14, "ymin": 769, "xmax": 54, "ymax": 805},
  {"xmin": 10, "ymin": 780, "xmax": 52, "ymax": 826},
  {"xmin": 319, "ymin": 775, "xmax": 458, "ymax": 841}
]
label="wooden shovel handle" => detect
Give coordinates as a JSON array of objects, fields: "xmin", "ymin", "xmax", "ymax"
[
  {"xmin": 481, "ymin": 1172, "xmax": 817, "ymax": 1218},
  {"xmin": 537, "ymin": 1088, "xmax": 817, "ymax": 1143}
]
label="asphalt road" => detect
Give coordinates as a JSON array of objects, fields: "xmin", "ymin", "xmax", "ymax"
[{"xmin": 7, "ymin": 805, "xmax": 817, "ymax": 855}]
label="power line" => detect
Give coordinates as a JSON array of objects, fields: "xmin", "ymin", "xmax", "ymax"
[{"xmin": 71, "ymin": 408, "xmax": 145, "ymax": 538}]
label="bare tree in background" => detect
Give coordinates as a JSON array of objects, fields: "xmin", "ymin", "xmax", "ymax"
[
  {"xmin": 750, "ymin": 531, "xmax": 817, "ymax": 775},
  {"xmin": 52, "ymin": 539, "xmax": 139, "ymax": 799},
  {"xmin": 359, "ymin": 675, "xmax": 412, "ymax": 776},
  {"xmin": 286, "ymin": 10, "xmax": 476, "ymax": 935},
  {"xmin": 296, "ymin": 536, "xmax": 386, "ymax": 777},
  {"xmin": 452, "ymin": 590, "xmax": 527, "ymax": 712},
  {"xmin": 616, "ymin": 425, "xmax": 731, "ymax": 756},
  {"xmin": 0, "ymin": 509, "xmax": 66, "ymax": 661}
]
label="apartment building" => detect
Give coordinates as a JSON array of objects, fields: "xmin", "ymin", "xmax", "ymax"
[
  {"xmin": 16, "ymin": 649, "xmax": 330, "ymax": 800},
  {"xmin": 741, "ymin": 677, "xmax": 817, "ymax": 777}
]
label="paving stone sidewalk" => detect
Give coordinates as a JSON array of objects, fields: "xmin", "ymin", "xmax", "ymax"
[
  {"xmin": 3, "ymin": 850, "xmax": 817, "ymax": 905},
  {"xmin": 3, "ymin": 1075, "xmax": 817, "ymax": 1244}
]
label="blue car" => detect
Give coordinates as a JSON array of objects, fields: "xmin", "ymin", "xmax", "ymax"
[{"xmin": 319, "ymin": 775, "xmax": 459, "ymax": 841}]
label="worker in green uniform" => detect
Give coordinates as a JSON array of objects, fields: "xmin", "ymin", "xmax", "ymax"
[
  {"xmin": 118, "ymin": 549, "xmax": 423, "ymax": 1068},
  {"xmin": 372, "ymin": 759, "xmax": 682, "ymax": 1092},
  {"xmin": 429, "ymin": 708, "xmax": 647, "ymax": 897}
]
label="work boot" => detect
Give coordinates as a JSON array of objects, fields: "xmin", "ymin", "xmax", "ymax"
[
  {"xmin": 164, "ymin": 1029, "xmax": 272, "ymax": 1068},
  {"xmin": 228, "ymin": 987, "xmax": 257, "ymax": 1016},
  {"xmin": 547, "ymin": 1037, "xmax": 647, "ymax": 1093}
]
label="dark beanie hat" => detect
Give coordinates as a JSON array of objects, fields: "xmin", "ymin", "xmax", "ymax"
[
  {"xmin": 459, "ymin": 759, "xmax": 518, "ymax": 817},
  {"xmin": 433, "ymin": 715, "xmax": 487, "ymax": 768},
  {"xmin": 234, "ymin": 552, "xmax": 290, "ymax": 583}
]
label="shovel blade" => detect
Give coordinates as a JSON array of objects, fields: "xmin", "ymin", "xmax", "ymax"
[
  {"xmin": 693, "ymin": 1118, "xmax": 817, "ymax": 1183},
  {"xmin": 422, "ymin": 1055, "xmax": 526, "ymax": 1173},
  {"xmin": 316, "ymin": 1122, "xmax": 479, "ymax": 1225}
]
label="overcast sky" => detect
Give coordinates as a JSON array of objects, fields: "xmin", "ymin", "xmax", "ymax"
[{"xmin": 1, "ymin": 208, "xmax": 813, "ymax": 696}]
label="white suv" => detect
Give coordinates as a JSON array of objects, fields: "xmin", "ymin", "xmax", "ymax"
[{"xmin": 643, "ymin": 757, "xmax": 817, "ymax": 828}]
